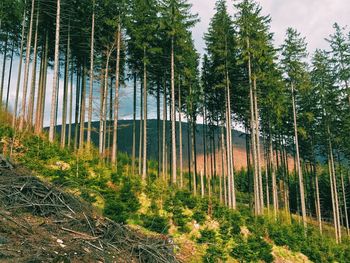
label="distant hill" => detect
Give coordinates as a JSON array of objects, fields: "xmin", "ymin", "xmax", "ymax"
[{"xmin": 56, "ymin": 120, "xmax": 294, "ymax": 172}]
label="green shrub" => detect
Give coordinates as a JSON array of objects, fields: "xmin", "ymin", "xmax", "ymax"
[
  {"xmin": 197, "ymin": 228, "xmax": 217, "ymax": 244},
  {"xmin": 142, "ymin": 214, "xmax": 169, "ymax": 234},
  {"xmin": 231, "ymin": 235, "xmax": 273, "ymax": 263},
  {"xmin": 203, "ymin": 244, "xmax": 227, "ymax": 263},
  {"xmin": 175, "ymin": 190, "xmax": 197, "ymax": 209},
  {"xmin": 192, "ymin": 209, "xmax": 206, "ymax": 224},
  {"xmin": 172, "ymin": 206, "xmax": 191, "ymax": 233}
]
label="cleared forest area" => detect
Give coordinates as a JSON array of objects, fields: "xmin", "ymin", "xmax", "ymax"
[{"xmin": 1, "ymin": 0, "xmax": 350, "ymax": 262}]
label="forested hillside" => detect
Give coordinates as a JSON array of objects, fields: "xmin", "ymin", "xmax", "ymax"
[{"xmin": 1, "ymin": 0, "xmax": 350, "ymax": 262}]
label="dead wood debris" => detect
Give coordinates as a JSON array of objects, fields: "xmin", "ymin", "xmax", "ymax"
[{"xmin": 0, "ymin": 167, "xmax": 179, "ymax": 263}]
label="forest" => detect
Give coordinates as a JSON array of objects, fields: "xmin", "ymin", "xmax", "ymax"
[{"xmin": 0, "ymin": 0, "xmax": 350, "ymax": 262}]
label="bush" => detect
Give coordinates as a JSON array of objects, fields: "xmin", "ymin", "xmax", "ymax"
[
  {"xmin": 231, "ymin": 235, "xmax": 273, "ymax": 263},
  {"xmin": 192, "ymin": 209, "xmax": 206, "ymax": 224},
  {"xmin": 203, "ymin": 244, "xmax": 227, "ymax": 263},
  {"xmin": 142, "ymin": 214, "xmax": 169, "ymax": 234},
  {"xmin": 175, "ymin": 190, "xmax": 197, "ymax": 209},
  {"xmin": 172, "ymin": 206, "xmax": 191, "ymax": 233},
  {"xmin": 198, "ymin": 228, "xmax": 217, "ymax": 244}
]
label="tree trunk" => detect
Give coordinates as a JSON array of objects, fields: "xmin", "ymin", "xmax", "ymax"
[
  {"xmin": 142, "ymin": 47, "xmax": 148, "ymax": 181},
  {"xmin": 179, "ymin": 80, "xmax": 183, "ymax": 187},
  {"xmin": 0, "ymin": 33, "xmax": 8, "ymax": 105},
  {"xmin": 74, "ymin": 65, "xmax": 81, "ymax": 150},
  {"xmin": 61, "ymin": 23, "xmax": 70, "ymax": 148},
  {"xmin": 68, "ymin": 59, "xmax": 73, "ymax": 147},
  {"xmin": 5, "ymin": 41, "xmax": 14, "ymax": 111},
  {"xmin": 138, "ymin": 80, "xmax": 143, "ymax": 175},
  {"xmin": 291, "ymin": 83, "xmax": 307, "ymax": 228},
  {"xmin": 171, "ymin": 37, "xmax": 177, "ymax": 184},
  {"xmin": 19, "ymin": 0, "xmax": 35, "ymax": 130},
  {"xmin": 79, "ymin": 61, "xmax": 87, "ymax": 149},
  {"xmin": 99, "ymin": 49, "xmax": 112, "ymax": 157},
  {"xmin": 269, "ymin": 128, "xmax": 278, "ymax": 219},
  {"xmin": 27, "ymin": 4, "xmax": 40, "ymax": 124},
  {"xmin": 132, "ymin": 73, "xmax": 137, "ymax": 174},
  {"xmin": 12, "ymin": 6, "xmax": 26, "ymax": 128},
  {"xmin": 247, "ymin": 38, "xmax": 260, "ymax": 215},
  {"xmin": 162, "ymin": 85, "xmax": 167, "ymax": 179},
  {"xmin": 38, "ymin": 34, "xmax": 49, "ymax": 133},
  {"xmin": 253, "ymin": 76, "xmax": 264, "ymax": 211},
  {"xmin": 49, "ymin": 0, "xmax": 61, "ymax": 141},
  {"xmin": 87, "ymin": 0, "xmax": 95, "ymax": 146},
  {"xmin": 314, "ymin": 164, "xmax": 322, "ymax": 234},
  {"xmin": 112, "ymin": 22, "xmax": 121, "ymax": 166}
]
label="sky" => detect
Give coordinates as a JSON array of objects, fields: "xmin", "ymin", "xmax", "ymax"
[
  {"xmin": 4, "ymin": 0, "xmax": 350, "ymax": 125},
  {"xmin": 191, "ymin": 0, "xmax": 350, "ymax": 57}
]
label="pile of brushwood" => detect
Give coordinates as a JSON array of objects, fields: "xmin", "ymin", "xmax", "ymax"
[{"xmin": 0, "ymin": 165, "xmax": 178, "ymax": 263}]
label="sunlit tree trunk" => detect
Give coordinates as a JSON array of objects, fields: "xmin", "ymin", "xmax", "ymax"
[
  {"xmin": 179, "ymin": 81, "xmax": 183, "ymax": 188},
  {"xmin": 162, "ymin": 86, "xmax": 167, "ymax": 179},
  {"xmin": 19, "ymin": 0, "xmax": 35, "ymax": 130},
  {"xmin": 87, "ymin": 0, "xmax": 95, "ymax": 146},
  {"xmin": 138, "ymin": 81, "xmax": 143, "ymax": 175},
  {"xmin": 142, "ymin": 47, "xmax": 148, "ymax": 181},
  {"xmin": 132, "ymin": 73, "xmax": 137, "ymax": 174},
  {"xmin": 68, "ymin": 60, "xmax": 73, "ymax": 147},
  {"xmin": 291, "ymin": 83, "xmax": 307, "ymax": 228},
  {"xmin": 5, "ymin": 41, "xmax": 14, "ymax": 111},
  {"xmin": 61, "ymin": 23, "xmax": 70, "ymax": 148},
  {"xmin": 12, "ymin": 7, "xmax": 26, "ymax": 128},
  {"xmin": 79, "ymin": 62, "xmax": 87, "ymax": 148},
  {"xmin": 171, "ymin": 37, "xmax": 177, "ymax": 184},
  {"xmin": 253, "ymin": 77, "xmax": 264, "ymax": 211},
  {"xmin": 27, "ymin": 4, "xmax": 40, "ymax": 125},
  {"xmin": 112, "ymin": 22, "xmax": 121, "ymax": 166},
  {"xmin": 49, "ymin": 0, "xmax": 61, "ymax": 141},
  {"xmin": 0, "ymin": 33, "xmax": 8, "ymax": 105}
]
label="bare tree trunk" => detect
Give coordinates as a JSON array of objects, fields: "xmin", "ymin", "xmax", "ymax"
[
  {"xmin": 328, "ymin": 127, "xmax": 341, "ymax": 243},
  {"xmin": 314, "ymin": 164, "xmax": 322, "ymax": 234},
  {"xmin": 0, "ymin": 33, "xmax": 8, "ymax": 105},
  {"xmin": 99, "ymin": 48, "xmax": 113, "ymax": 156},
  {"xmin": 339, "ymin": 162, "xmax": 349, "ymax": 236},
  {"xmin": 247, "ymin": 38, "xmax": 260, "ymax": 215},
  {"xmin": 138, "ymin": 81, "xmax": 143, "ymax": 175},
  {"xmin": 61, "ymin": 23, "xmax": 70, "ymax": 148},
  {"xmin": 171, "ymin": 37, "xmax": 177, "ymax": 184},
  {"xmin": 74, "ymin": 65, "xmax": 81, "ymax": 150},
  {"xmin": 87, "ymin": 0, "xmax": 95, "ymax": 146},
  {"xmin": 79, "ymin": 62, "xmax": 87, "ymax": 148},
  {"xmin": 112, "ymin": 23, "xmax": 121, "ymax": 166},
  {"xmin": 132, "ymin": 73, "xmax": 137, "ymax": 174},
  {"xmin": 38, "ymin": 34, "xmax": 48, "ymax": 132},
  {"xmin": 142, "ymin": 47, "xmax": 147, "ymax": 181},
  {"xmin": 269, "ymin": 129, "xmax": 278, "ymax": 220},
  {"xmin": 12, "ymin": 7, "xmax": 26, "ymax": 128},
  {"xmin": 253, "ymin": 77, "xmax": 264, "ymax": 211},
  {"xmin": 201, "ymin": 170, "xmax": 205, "ymax": 197},
  {"xmin": 49, "ymin": 0, "xmax": 61, "ymax": 141},
  {"xmin": 291, "ymin": 83, "xmax": 307, "ymax": 228},
  {"xmin": 179, "ymin": 81, "xmax": 183, "ymax": 188},
  {"xmin": 27, "ymin": 4, "xmax": 40, "ymax": 124},
  {"xmin": 68, "ymin": 60, "xmax": 73, "ymax": 147},
  {"xmin": 5, "ymin": 41, "xmax": 14, "ymax": 111},
  {"xmin": 19, "ymin": 0, "xmax": 35, "ymax": 130},
  {"xmin": 191, "ymin": 117, "xmax": 196, "ymax": 195},
  {"xmin": 221, "ymin": 126, "xmax": 227, "ymax": 206},
  {"xmin": 162, "ymin": 86, "xmax": 167, "ymax": 179}
]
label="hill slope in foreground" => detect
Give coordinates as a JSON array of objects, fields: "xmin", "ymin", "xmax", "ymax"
[
  {"xmin": 0, "ymin": 163, "xmax": 176, "ymax": 262},
  {"xmin": 0, "ymin": 161, "xmax": 310, "ymax": 263}
]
